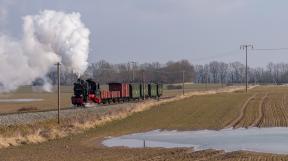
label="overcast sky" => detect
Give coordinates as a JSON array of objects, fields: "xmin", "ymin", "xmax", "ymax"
[{"xmin": 1, "ymin": 0, "xmax": 288, "ymax": 67}]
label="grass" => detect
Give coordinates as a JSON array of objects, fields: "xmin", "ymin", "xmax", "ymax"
[
  {"xmin": 163, "ymin": 83, "xmax": 228, "ymax": 97},
  {"xmin": 163, "ymin": 83, "xmax": 224, "ymax": 90},
  {"xmin": 94, "ymin": 92, "xmax": 250, "ymax": 136}
]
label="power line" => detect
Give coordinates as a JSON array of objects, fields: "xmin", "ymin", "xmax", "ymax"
[
  {"xmin": 251, "ymin": 48, "xmax": 288, "ymax": 55},
  {"xmin": 192, "ymin": 49, "xmax": 239, "ymax": 62},
  {"xmin": 251, "ymin": 52, "xmax": 288, "ymax": 55},
  {"xmin": 254, "ymin": 48, "xmax": 288, "ymax": 51}
]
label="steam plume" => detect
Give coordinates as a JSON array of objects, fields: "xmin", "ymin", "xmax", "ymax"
[{"xmin": 0, "ymin": 10, "xmax": 90, "ymax": 92}]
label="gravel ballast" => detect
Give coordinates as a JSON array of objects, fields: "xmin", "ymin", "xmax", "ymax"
[{"xmin": 0, "ymin": 103, "xmax": 137, "ymax": 126}]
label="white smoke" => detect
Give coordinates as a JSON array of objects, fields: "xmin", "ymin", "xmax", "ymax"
[{"xmin": 0, "ymin": 10, "xmax": 90, "ymax": 92}]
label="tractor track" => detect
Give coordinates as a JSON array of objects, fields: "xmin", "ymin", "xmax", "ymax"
[
  {"xmin": 258, "ymin": 93, "xmax": 288, "ymax": 127},
  {"xmin": 280, "ymin": 94, "xmax": 288, "ymax": 126},
  {"xmin": 225, "ymin": 94, "xmax": 256, "ymax": 128},
  {"xmin": 251, "ymin": 93, "xmax": 268, "ymax": 127}
]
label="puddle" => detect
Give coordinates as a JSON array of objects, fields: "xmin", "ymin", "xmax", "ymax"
[
  {"xmin": 0, "ymin": 99, "xmax": 44, "ymax": 103},
  {"xmin": 103, "ymin": 128, "xmax": 288, "ymax": 154}
]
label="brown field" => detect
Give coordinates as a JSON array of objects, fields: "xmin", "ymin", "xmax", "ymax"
[
  {"xmin": 2, "ymin": 85, "xmax": 288, "ymax": 160},
  {"xmin": 0, "ymin": 86, "xmax": 73, "ymax": 113}
]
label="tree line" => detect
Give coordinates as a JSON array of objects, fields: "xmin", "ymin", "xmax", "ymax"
[
  {"xmin": 45, "ymin": 60, "xmax": 288, "ymax": 85},
  {"xmin": 195, "ymin": 61, "xmax": 288, "ymax": 85}
]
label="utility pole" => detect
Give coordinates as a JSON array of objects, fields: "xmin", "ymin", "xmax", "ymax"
[
  {"xmin": 132, "ymin": 67, "xmax": 135, "ymax": 82},
  {"xmin": 182, "ymin": 71, "xmax": 185, "ymax": 95},
  {"xmin": 142, "ymin": 70, "xmax": 145, "ymax": 100},
  {"xmin": 56, "ymin": 62, "xmax": 61, "ymax": 124},
  {"xmin": 127, "ymin": 62, "xmax": 130, "ymax": 82},
  {"xmin": 205, "ymin": 72, "xmax": 208, "ymax": 90},
  {"xmin": 128, "ymin": 61, "xmax": 136, "ymax": 82},
  {"xmin": 240, "ymin": 44, "xmax": 253, "ymax": 93}
]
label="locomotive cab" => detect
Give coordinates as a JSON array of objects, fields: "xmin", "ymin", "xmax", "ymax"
[
  {"xmin": 71, "ymin": 79, "xmax": 87, "ymax": 106},
  {"xmin": 86, "ymin": 79, "xmax": 99, "ymax": 94},
  {"xmin": 86, "ymin": 79, "xmax": 101, "ymax": 103}
]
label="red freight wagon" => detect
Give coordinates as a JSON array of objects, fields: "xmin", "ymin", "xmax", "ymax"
[
  {"xmin": 101, "ymin": 90, "xmax": 110, "ymax": 99},
  {"xmin": 108, "ymin": 83, "xmax": 129, "ymax": 97},
  {"xmin": 111, "ymin": 91, "xmax": 121, "ymax": 98}
]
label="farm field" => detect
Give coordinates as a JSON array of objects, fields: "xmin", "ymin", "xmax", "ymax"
[
  {"xmin": 2, "ymin": 85, "xmax": 288, "ymax": 160},
  {"xmin": 163, "ymin": 83, "xmax": 227, "ymax": 97},
  {"xmin": 0, "ymin": 84, "xmax": 225, "ymax": 114},
  {"xmin": 0, "ymin": 86, "xmax": 73, "ymax": 113}
]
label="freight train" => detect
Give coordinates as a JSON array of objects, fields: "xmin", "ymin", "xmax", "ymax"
[{"xmin": 71, "ymin": 79, "xmax": 163, "ymax": 106}]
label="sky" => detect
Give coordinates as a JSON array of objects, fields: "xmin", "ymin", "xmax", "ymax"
[{"xmin": 1, "ymin": 0, "xmax": 288, "ymax": 67}]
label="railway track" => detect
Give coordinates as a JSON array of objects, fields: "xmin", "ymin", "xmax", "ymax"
[
  {"xmin": 0, "ymin": 97, "xmax": 172, "ymax": 126},
  {"xmin": 0, "ymin": 102, "xmax": 138, "ymax": 126},
  {"xmin": 0, "ymin": 97, "xmax": 171, "ymax": 116}
]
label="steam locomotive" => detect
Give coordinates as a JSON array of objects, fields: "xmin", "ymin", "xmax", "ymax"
[{"xmin": 71, "ymin": 79, "xmax": 163, "ymax": 106}]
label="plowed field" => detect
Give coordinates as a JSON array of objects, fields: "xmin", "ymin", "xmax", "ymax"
[{"xmin": 226, "ymin": 86, "xmax": 288, "ymax": 128}]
